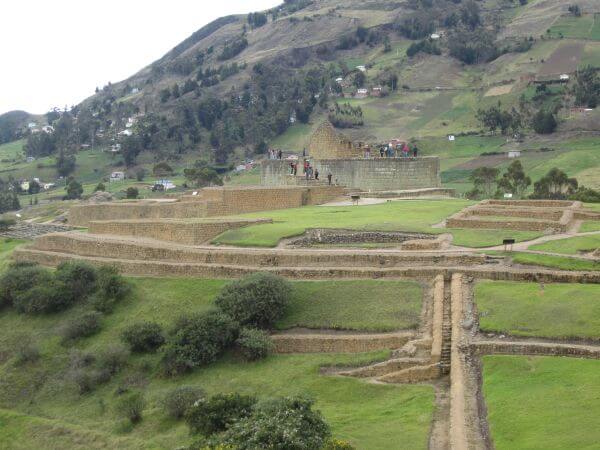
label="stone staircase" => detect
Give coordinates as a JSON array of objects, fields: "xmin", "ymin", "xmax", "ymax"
[{"xmin": 440, "ymin": 278, "xmax": 453, "ymax": 375}]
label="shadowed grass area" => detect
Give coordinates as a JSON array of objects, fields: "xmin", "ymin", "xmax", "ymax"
[
  {"xmin": 530, "ymin": 234, "xmax": 600, "ymax": 255},
  {"xmin": 277, "ymin": 280, "xmax": 423, "ymax": 332},
  {"xmin": 484, "ymin": 250, "xmax": 600, "ymax": 271},
  {"xmin": 475, "ymin": 281, "xmax": 600, "ymax": 340},
  {"xmin": 483, "ymin": 355, "xmax": 600, "ymax": 450},
  {"xmin": 213, "ymin": 199, "xmax": 542, "ymax": 248}
]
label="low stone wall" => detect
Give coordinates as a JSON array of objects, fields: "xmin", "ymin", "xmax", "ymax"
[
  {"xmin": 430, "ymin": 275, "xmax": 445, "ymax": 364},
  {"xmin": 271, "ymin": 331, "xmax": 414, "ymax": 353},
  {"xmin": 377, "ymin": 363, "xmax": 440, "ymax": 383},
  {"xmin": 471, "ymin": 341, "xmax": 600, "ymax": 359},
  {"xmin": 288, "ymin": 229, "xmax": 437, "ymax": 247},
  {"xmin": 446, "ymin": 216, "xmax": 566, "ymax": 232},
  {"xmin": 486, "ymin": 200, "xmax": 576, "ymax": 208},
  {"xmin": 356, "ymin": 188, "xmax": 455, "ymax": 199},
  {"xmin": 69, "ymin": 201, "xmax": 210, "ymax": 227},
  {"xmin": 88, "ymin": 218, "xmax": 272, "ymax": 245},
  {"xmin": 465, "ymin": 207, "xmax": 564, "ymax": 221},
  {"xmin": 261, "ymin": 157, "xmax": 441, "ymax": 192},
  {"xmin": 28, "ymin": 233, "xmax": 489, "ymax": 268}
]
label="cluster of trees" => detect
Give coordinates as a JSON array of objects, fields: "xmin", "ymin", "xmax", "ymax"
[
  {"xmin": 477, "ymin": 101, "xmax": 557, "ymax": 135},
  {"xmin": 218, "ymin": 36, "xmax": 248, "ymax": 61},
  {"xmin": 573, "ymin": 66, "xmax": 599, "ymax": 108},
  {"xmin": 328, "ymin": 102, "xmax": 364, "ymax": 128},
  {"xmin": 407, "ymin": 38, "xmax": 441, "ymax": 57},
  {"xmin": 247, "ymin": 12, "xmax": 268, "ymax": 28},
  {"xmin": 183, "ymin": 160, "xmax": 223, "ymax": 187},
  {"xmin": 468, "ymin": 162, "xmax": 600, "ymax": 202},
  {"xmin": 0, "ymin": 178, "xmax": 20, "ymax": 213}
]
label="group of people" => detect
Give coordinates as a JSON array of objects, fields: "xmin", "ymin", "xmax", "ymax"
[
  {"xmin": 289, "ymin": 159, "xmax": 334, "ymax": 185},
  {"xmin": 376, "ymin": 142, "xmax": 418, "ymax": 158},
  {"xmin": 268, "ymin": 148, "xmax": 283, "ymax": 160}
]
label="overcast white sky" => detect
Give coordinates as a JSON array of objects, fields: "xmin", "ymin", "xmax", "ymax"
[{"xmin": 0, "ymin": 0, "xmax": 280, "ymax": 115}]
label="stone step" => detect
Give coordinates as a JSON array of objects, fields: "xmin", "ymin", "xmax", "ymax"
[
  {"xmin": 376, "ymin": 363, "xmax": 441, "ymax": 384},
  {"xmin": 339, "ymin": 357, "xmax": 431, "ymax": 378}
]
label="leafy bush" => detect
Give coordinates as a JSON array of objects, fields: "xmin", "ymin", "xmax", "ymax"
[
  {"xmin": 323, "ymin": 439, "xmax": 356, "ymax": 450},
  {"xmin": 55, "ymin": 260, "xmax": 98, "ymax": 301},
  {"xmin": 162, "ymin": 311, "xmax": 238, "ymax": 375},
  {"xmin": 185, "ymin": 392, "xmax": 256, "ymax": 436},
  {"xmin": 236, "ymin": 328, "xmax": 273, "ymax": 361},
  {"xmin": 163, "ymin": 386, "xmax": 205, "ymax": 419},
  {"xmin": 94, "ymin": 182, "xmax": 106, "ymax": 192},
  {"xmin": 60, "ymin": 312, "xmax": 102, "ymax": 344},
  {"xmin": 218, "ymin": 396, "xmax": 330, "ymax": 450},
  {"xmin": 13, "ymin": 338, "xmax": 40, "ymax": 365},
  {"xmin": 121, "ymin": 322, "xmax": 165, "ymax": 353},
  {"xmin": 13, "ymin": 279, "xmax": 73, "ymax": 314},
  {"xmin": 116, "ymin": 391, "xmax": 146, "ymax": 424},
  {"xmin": 0, "ymin": 263, "xmax": 52, "ymax": 309},
  {"xmin": 97, "ymin": 344, "xmax": 130, "ymax": 375},
  {"xmin": 126, "ymin": 187, "xmax": 139, "ymax": 199},
  {"xmin": 0, "ymin": 217, "xmax": 16, "ymax": 231},
  {"xmin": 91, "ymin": 266, "xmax": 131, "ymax": 313},
  {"xmin": 532, "ymin": 109, "xmax": 557, "ymax": 134},
  {"xmin": 215, "ymin": 273, "xmax": 291, "ymax": 329}
]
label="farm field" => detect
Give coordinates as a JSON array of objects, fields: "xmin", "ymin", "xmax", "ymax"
[
  {"xmin": 475, "ymin": 281, "xmax": 600, "ymax": 339},
  {"xmin": 547, "ymin": 14, "xmax": 598, "ymax": 40},
  {"xmin": 213, "ymin": 199, "xmax": 543, "ymax": 248},
  {"xmin": 483, "ymin": 355, "xmax": 600, "ymax": 450}
]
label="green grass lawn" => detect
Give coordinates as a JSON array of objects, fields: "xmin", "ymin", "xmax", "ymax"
[
  {"xmin": 483, "ymin": 355, "xmax": 600, "ymax": 450},
  {"xmin": 530, "ymin": 234, "xmax": 600, "ymax": 255},
  {"xmin": 580, "ymin": 221, "xmax": 600, "ymax": 232},
  {"xmin": 485, "ymin": 250, "xmax": 600, "ymax": 271},
  {"xmin": 212, "ymin": 199, "xmax": 542, "ymax": 248},
  {"xmin": 278, "ymin": 280, "xmax": 423, "ymax": 331},
  {"xmin": 476, "ymin": 281, "xmax": 600, "ymax": 339}
]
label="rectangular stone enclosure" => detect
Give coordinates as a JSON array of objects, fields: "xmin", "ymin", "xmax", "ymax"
[{"xmin": 261, "ymin": 158, "xmax": 441, "ymax": 192}]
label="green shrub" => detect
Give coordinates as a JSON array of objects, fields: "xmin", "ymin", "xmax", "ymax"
[
  {"xmin": 0, "ymin": 263, "xmax": 53, "ymax": 309},
  {"xmin": 116, "ymin": 391, "xmax": 146, "ymax": 424},
  {"xmin": 0, "ymin": 217, "xmax": 16, "ymax": 231},
  {"xmin": 13, "ymin": 338, "xmax": 40, "ymax": 365},
  {"xmin": 91, "ymin": 266, "xmax": 130, "ymax": 313},
  {"xmin": 60, "ymin": 312, "xmax": 102, "ymax": 344},
  {"xmin": 162, "ymin": 311, "xmax": 238, "ymax": 375},
  {"xmin": 218, "ymin": 396, "xmax": 330, "ymax": 449},
  {"xmin": 323, "ymin": 439, "xmax": 356, "ymax": 449},
  {"xmin": 121, "ymin": 322, "xmax": 165, "ymax": 353},
  {"xmin": 215, "ymin": 273, "xmax": 291, "ymax": 329},
  {"xmin": 94, "ymin": 182, "xmax": 106, "ymax": 192},
  {"xmin": 97, "ymin": 344, "xmax": 130, "ymax": 375},
  {"xmin": 163, "ymin": 386, "xmax": 205, "ymax": 420},
  {"xmin": 236, "ymin": 328, "xmax": 272, "ymax": 361},
  {"xmin": 185, "ymin": 392, "xmax": 256, "ymax": 436},
  {"xmin": 55, "ymin": 260, "xmax": 98, "ymax": 300},
  {"xmin": 13, "ymin": 279, "xmax": 73, "ymax": 314},
  {"xmin": 126, "ymin": 187, "xmax": 139, "ymax": 199}
]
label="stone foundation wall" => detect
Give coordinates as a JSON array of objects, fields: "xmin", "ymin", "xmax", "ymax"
[
  {"xmin": 69, "ymin": 186, "xmax": 344, "ymax": 227},
  {"xmin": 471, "ymin": 341, "xmax": 600, "ymax": 359},
  {"xmin": 88, "ymin": 218, "xmax": 271, "ymax": 245},
  {"xmin": 486, "ymin": 200, "xmax": 576, "ymax": 208},
  {"xmin": 465, "ymin": 208, "xmax": 564, "ymax": 221},
  {"xmin": 271, "ymin": 332, "xmax": 413, "ymax": 353},
  {"xmin": 446, "ymin": 216, "xmax": 566, "ymax": 232},
  {"xmin": 262, "ymin": 158, "xmax": 441, "ymax": 191}
]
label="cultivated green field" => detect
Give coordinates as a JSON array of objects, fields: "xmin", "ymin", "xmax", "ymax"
[
  {"xmin": 476, "ymin": 281, "xmax": 600, "ymax": 339},
  {"xmin": 214, "ymin": 199, "xmax": 542, "ymax": 248},
  {"xmin": 483, "ymin": 355, "xmax": 600, "ymax": 450},
  {"xmin": 547, "ymin": 14, "xmax": 599, "ymax": 40}
]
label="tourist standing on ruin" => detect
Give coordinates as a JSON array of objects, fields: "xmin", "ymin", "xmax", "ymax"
[
  {"xmin": 327, "ymin": 171, "xmax": 333, "ymax": 185},
  {"xmin": 380, "ymin": 146, "xmax": 385, "ymax": 158},
  {"xmin": 413, "ymin": 145, "xmax": 419, "ymax": 158},
  {"xmin": 315, "ymin": 169, "xmax": 319, "ymax": 181},
  {"xmin": 402, "ymin": 142, "xmax": 410, "ymax": 157},
  {"xmin": 293, "ymin": 162, "xmax": 298, "ymax": 176},
  {"xmin": 277, "ymin": 149, "xmax": 283, "ymax": 160}
]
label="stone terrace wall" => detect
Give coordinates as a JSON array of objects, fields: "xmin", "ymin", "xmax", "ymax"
[
  {"xmin": 88, "ymin": 218, "xmax": 271, "ymax": 245},
  {"xmin": 486, "ymin": 199, "xmax": 576, "ymax": 208},
  {"xmin": 70, "ymin": 186, "xmax": 344, "ymax": 227},
  {"xmin": 271, "ymin": 331, "xmax": 413, "ymax": 353},
  {"xmin": 315, "ymin": 158, "xmax": 440, "ymax": 192},
  {"xmin": 262, "ymin": 158, "xmax": 441, "ymax": 191}
]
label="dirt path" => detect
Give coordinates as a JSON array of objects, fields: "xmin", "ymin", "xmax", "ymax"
[{"xmin": 429, "ymin": 379, "xmax": 451, "ymax": 450}]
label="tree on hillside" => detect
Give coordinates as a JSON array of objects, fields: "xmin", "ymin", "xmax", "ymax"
[
  {"xmin": 476, "ymin": 103, "xmax": 522, "ymax": 135},
  {"xmin": 497, "ymin": 160, "xmax": 531, "ymax": 198},
  {"xmin": 121, "ymin": 135, "xmax": 142, "ymax": 167},
  {"xmin": 25, "ymin": 132, "xmax": 56, "ymax": 157},
  {"xmin": 56, "ymin": 150, "xmax": 76, "ymax": 177},
  {"xmin": 460, "ymin": 0, "xmax": 482, "ymax": 30},
  {"xmin": 470, "ymin": 167, "xmax": 500, "ymax": 199},
  {"xmin": 64, "ymin": 179, "xmax": 83, "ymax": 200},
  {"xmin": 531, "ymin": 109, "xmax": 557, "ymax": 134},
  {"xmin": 183, "ymin": 161, "xmax": 223, "ymax": 188},
  {"xmin": 531, "ymin": 168, "xmax": 578, "ymax": 200},
  {"xmin": 573, "ymin": 66, "xmax": 599, "ymax": 108}
]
